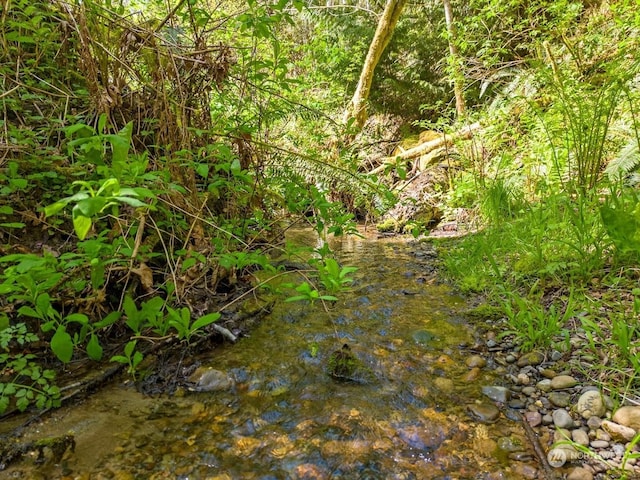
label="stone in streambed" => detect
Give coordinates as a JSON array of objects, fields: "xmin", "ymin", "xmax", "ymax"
[
  {"xmin": 571, "ymin": 428, "xmax": 590, "ymax": 446},
  {"xmin": 549, "ymin": 391, "xmax": 572, "ymax": 408},
  {"xmin": 188, "ymin": 368, "xmax": 235, "ymax": 392},
  {"xmin": 575, "ymin": 390, "xmax": 607, "ymax": 419},
  {"xmin": 516, "ymin": 351, "xmax": 545, "ymax": 367},
  {"xmin": 467, "ymin": 403, "xmax": 501, "ymax": 423},
  {"xmin": 465, "ymin": 355, "xmax": 487, "ymax": 368},
  {"xmin": 601, "ymin": 419, "xmax": 637, "ymax": 442},
  {"xmin": 524, "ymin": 411, "xmax": 542, "ymax": 427},
  {"xmin": 613, "ymin": 406, "xmax": 640, "ymax": 430},
  {"xmin": 481, "ymin": 385, "xmax": 511, "ymax": 403},
  {"xmin": 550, "ymin": 375, "xmax": 579, "ymax": 389},
  {"xmin": 552, "ymin": 408, "xmax": 574, "ymax": 428},
  {"xmin": 463, "ymin": 367, "xmax": 482, "ymax": 382},
  {"xmin": 567, "ymin": 467, "xmax": 594, "ymax": 480},
  {"xmin": 537, "ymin": 379, "xmax": 553, "ymax": 392}
]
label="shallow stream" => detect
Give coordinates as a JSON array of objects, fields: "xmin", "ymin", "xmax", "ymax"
[{"xmin": 1, "ymin": 229, "xmax": 537, "ymax": 479}]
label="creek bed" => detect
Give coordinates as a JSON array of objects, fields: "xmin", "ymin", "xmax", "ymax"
[{"xmin": 0, "ymin": 228, "xmax": 538, "ymax": 479}]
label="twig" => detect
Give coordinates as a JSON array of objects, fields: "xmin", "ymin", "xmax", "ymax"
[{"xmin": 521, "ymin": 413, "xmax": 558, "ymax": 480}]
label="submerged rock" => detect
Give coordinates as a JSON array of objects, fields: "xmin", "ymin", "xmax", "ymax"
[
  {"xmin": 467, "ymin": 403, "xmax": 500, "ymax": 423},
  {"xmin": 188, "ymin": 367, "xmax": 235, "ymax": 392},
  {"xmin": 327, "ymin": 344, "xmax": 374, "ymax": 384}
]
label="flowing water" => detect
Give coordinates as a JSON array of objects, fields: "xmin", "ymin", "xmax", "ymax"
[{"xmin": 1, "ymin": 229, "xmax": 536, "ymax": 479}]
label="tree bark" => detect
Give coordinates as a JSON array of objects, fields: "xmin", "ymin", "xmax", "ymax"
[
  {"xmin": 342, "ymin": 0, "xmax": 408, "ymax": 129},
  {"xmin": 443, "ymin": 0, "xmax": 465, "ymax": 117}
]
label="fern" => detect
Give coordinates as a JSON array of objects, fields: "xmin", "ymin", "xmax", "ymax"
[{"xmin": 606, "ymin": 138, "xmax": 640, "ymax": 181}]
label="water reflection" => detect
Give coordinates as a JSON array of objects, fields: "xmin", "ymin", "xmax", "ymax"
[{"xmin": 2, "ymin": 229, "xmax": 529, "ymax": 479}]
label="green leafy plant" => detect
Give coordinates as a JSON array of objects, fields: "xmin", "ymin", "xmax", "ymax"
[
  {"xmin": 315, "ymin": 258, "xmax": 358, "ymax": 295},
  {"xmin": 110, "ymin": 340, "xmax": 144, "ymax": 378},
  {"xmin": 284, "ymin": 282, "xmax": 338, "ymax": 303},
  {"xmin": 0, "ymin": 323, "xmax": 60, "ymax": 414},
  {"xmin": 165, "ymin": 307, "xmax": 221, "ymax": 343},
  {"xmin": 44, "ymin": 177, "xmax": 153, "ymax": 240}
]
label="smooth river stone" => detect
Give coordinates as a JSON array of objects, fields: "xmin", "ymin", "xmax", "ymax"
[
  {"xmin": 575, "ymin": 390, "xmax": 607, "ymax": 419},
  {"xmin": 468, "ymin": 403, "xmax": 501, "ymax": 423},
  {"xmin": 548, "ymin": 392, "xmax": 572, "ymax": 408},
  {"xmin": 462, "ymin": 367, "xmax": 481, "ymax": 382},
  {"xmin": 189, "ymin": 368, "xmax": 235, "ymax": 392},
  {"xmin": 601, "ymin": 419, "xmax": 637, "ymax": 442},
  {"xmin": 537, "ymin": 379, "xmax": 553, "ymax": 393},
  {"xmin": 613, "ymin": 406, "xmax": 640, "ymax": 430},
  {"xmin": 516, "ymin": 351, "xmax": 545, "ymax": 367},
  {"xmin": 571, "ymin": 428, "xmax": 590, "ymax": 446},
  {"xmin": 482, "ymin": 385, "xmax": 511, "ymax": 403},
  {"xmin": 552, "ymin": 409, "xmax": 574, "ymax": 428},
  {"xmin": 567, "ymin": 466, "xmax": 594, "ymax": 480},
  {"xmin": 465, "ymin": 355, "xmax": 487, "ymax": 368},
  {"xmin": 524, "ymin": 411, "xmax": 542, "ymax": 427},
  {"xmin": 550, "ymin": 375, "xmax": 579, "ymax": 390}
]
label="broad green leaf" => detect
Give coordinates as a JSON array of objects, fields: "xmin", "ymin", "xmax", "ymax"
[
  {"xmin": 44, "ymin": 200, "xmax": 69, "ymax": 217},
  {"xmin": 0, "ymin": 206, "xmax": 13, "ymax": 214},
  {"xmin": 51, "ymin": 326, "xmax": 74, "ymax": 363},
  {"xmin": 86, "ymin": 334, "xmax": 103, "ymax": 361},
  {"xmin": 18, "ymin": 306, "xmax": 41, "ymax": 319},
  {"xmin": 66, "ymin": 313, "xmax": 89, "ymax": 325},
  {"xmin": 191, "ymin": 312, "xmax": 221, "ymax": 331},
  {"xmin": 113, "ymin": 196, "xmax": 147, "ymax": 208},
  {"xmin": 93, "ymin": 311, "xmax": 122, "ymax": 329},
  {"xmin": 72, "ymin": 214, "xmax": 92, "ymax": 240},
  {"xmin": 74, "ymin": 196, "xmax": 107, "ymax": 217}
]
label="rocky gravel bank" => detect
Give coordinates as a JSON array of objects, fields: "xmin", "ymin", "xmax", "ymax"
[{"xmin": 466, "ymin": 331, "xmax": 640, "ymax": 480}]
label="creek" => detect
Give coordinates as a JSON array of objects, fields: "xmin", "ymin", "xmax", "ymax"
[{"xmin": 1, "ymin": 228, "xmax": 538, "ymax": 479}]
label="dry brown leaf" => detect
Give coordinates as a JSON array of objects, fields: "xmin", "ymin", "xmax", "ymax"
[{"xmin": 132, "ymin": 262, "xmax": 153, "ymax": 291}]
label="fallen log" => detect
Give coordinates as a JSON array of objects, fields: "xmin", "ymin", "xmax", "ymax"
[{"xmin": 369, "ymin": 121, "xmax": 481, "ymax": 175}]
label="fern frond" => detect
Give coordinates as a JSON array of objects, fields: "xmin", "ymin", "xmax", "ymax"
[{"xmin": 606, "ymin": 139, "xmax": 640, "ymax": 180}]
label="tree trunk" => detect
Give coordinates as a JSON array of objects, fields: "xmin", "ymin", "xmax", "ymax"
[
  {"xmin": 443, "ymin": 0, "xmax": 465, "ymax": 117},
  {"xmin": 342, "ymin": 0, "xmax": 408, "ymax": 129}
]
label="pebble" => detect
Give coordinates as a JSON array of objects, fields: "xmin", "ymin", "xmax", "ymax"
[
  {"xmin": 548, "ymin": 392, "xmax": 572, "ymax": 407},
  {"xmin": 505, "ymin": 354, "xmax": 517, "ymax": 363},
  {"xmin": 516, "ymin": 351, "xmax": 545, "ymax": 367},
  {"xmin": 481, "ymin": 385, "xmax": 511, "ymax": 403},
  {"xmin": 462, "ymin": 367, "xmax": 482, "ymax": 382},
  {"xmin": 524, "ymin": 411, "xmax": 542, "ymax": 427},
  {"xmin": 522, "ymin": 386, "xmax": 536, "ymax": 396},
  {"xmin": 586, "ymin": 416, "xmax": 602, "ymax": 430},
  {"xmin": 508, "ymin": 398, "xmax": 526, "ymax": 409},
  {"xmin": 591, "ymin": 439, "xmax": 610, "ymax": 448},
  {"xmin": 613, "ymin": 406, "xmax": 640, "ymax": 430},
  {"xmin": 512, "ymin": 463, "xmax": 538, "ymax": 478},
  {"xmin": 567, "ymin": 466, "xmax": 594, "ymax": 480},
  {"xmin": 575, "ymin": 390, "xmax": 607, "ymax": 419},
  {"xmin": 540, "ymin": 368, "xmax": 557, "ymax": 379},
  {"xmin": 516, "ymin": 373, "xmax": 530, "ymax": 385},
  {"xmin": 537, "ymin": 379, "xmax": 552, "ymax": 392},
  {"xmin": 466, "ymin": 355, "xmax": 487, "ymax": 368},
  {"xmin": 550, "ymin": 375, "xmax": 578, "ymax": 390},
  {"xmin": 552, "ymin": 409, "xmax": 574, "ymax": 428},
  {"xmin": 571, "ymin": 429, "xmax": 590, "ymax": 446},
  {"xmin": 497, "ymin": 435, "xmax": 524, "ymax": 452},
  {"xmin": 467, "ymin": 403, "xmax": 501, "ymax": 423}
]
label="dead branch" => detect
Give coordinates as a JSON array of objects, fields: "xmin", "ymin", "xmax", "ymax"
[{"xmin": 370, "ymin": 122, "xmax": 481, "ymax": 174}]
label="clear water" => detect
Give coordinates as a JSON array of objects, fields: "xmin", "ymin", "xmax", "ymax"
[{"xmin": 1, "ymin": 229, "xmax": 531, "ymax": 479}]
